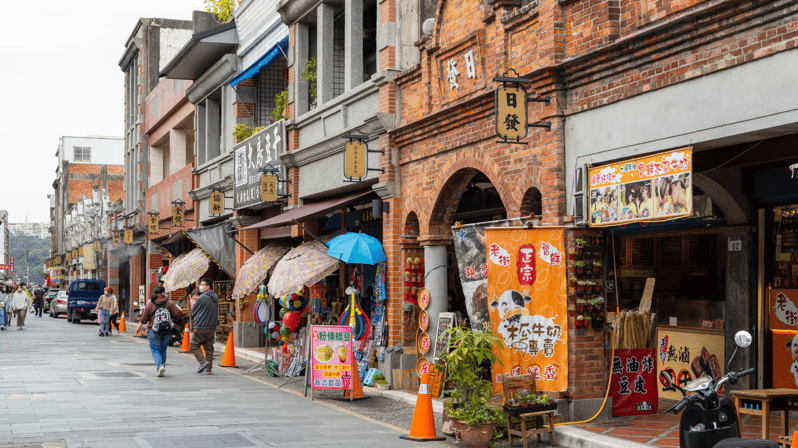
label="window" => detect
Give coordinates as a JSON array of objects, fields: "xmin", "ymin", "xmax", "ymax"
[
  {"xmin": 74, "ymin": 147, "xmax": 91, "ymax": 162},
  {"xmin": 256, "ymin": 58, "xmax": 288, "ymax": 127}
]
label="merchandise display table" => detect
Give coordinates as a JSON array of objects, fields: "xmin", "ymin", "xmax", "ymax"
[{"xmin": 731, "ymin": 388, "xmax": 798, "ymax": 440}]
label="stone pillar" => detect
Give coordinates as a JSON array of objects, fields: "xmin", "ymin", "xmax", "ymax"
[
  {"xmin": 724, "ymin": 227, "xmax": 752, "ymax": 390},
  {"xmin": 345, "ymin": 0, "xmax": 364, "ymax": 90},
  {"xmin": 169, "ymin": 129, "xmax": 187, "ymax": 174},
  {"xmin": 424, "ymin": 244, "xmax": 448, "ymax": 349},
  {"xmin": 294, "ymin": 23, "xmax": 310, "ymax": 117},
  {"xmin": 316, "ymin": 3, "xmax": 335, "ymax": 105},
  {"xmin": 205, "ymin": 98, "xmax": 221, "ymax": 160}
]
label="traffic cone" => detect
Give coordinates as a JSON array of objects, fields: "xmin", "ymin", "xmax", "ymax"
[
  {"xmin": 400, "ymin": 373, "xmax": 446, "ymax": 441},
  {"xmin": 179, "ymin": 326, "xmax": 191, "ymax": 352},
  {"xmin": 344, "ymin": 367, "xmax": 365, "ymax": 400},
  {"xmin": 118, "ymin": 314, "xmax": 126, "ymax": 332},
  {"xmin": 219, "ymin": 332, "xmax": 238, "ymax": 368}
]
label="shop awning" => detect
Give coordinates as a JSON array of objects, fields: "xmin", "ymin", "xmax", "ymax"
[
  {"xmin": 185, "ymin": 223, "xmax": 237, "ymax": 277},
  {"xmin": 159, "ymin": 22, "xmax": 238, "ymax": 80},
  {"xmin": 157, "ymin": 231, "xmax": 196, "ymax": 258},
  {"xmin": 229, "ymin": 36, "xmax": 288, "ymax": 87},
  {"xmin": 163, "ymin": 248, "xmax": 211, "ymax": 293},
  {"xmin": 267, "ymin": 232, "xmax": 343, "ymax": 298},
  {"xmin": 244, "ymin": 190, "xmax": 378, "ymax": 230},
  {"xmin": 231, "ymin": 244, "xmax": 291, "ymax": 300}
]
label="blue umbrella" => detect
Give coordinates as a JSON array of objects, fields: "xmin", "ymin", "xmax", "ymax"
[{"xmin": 327, "ymin": 232, "xmax": 387, "ymax": 265}]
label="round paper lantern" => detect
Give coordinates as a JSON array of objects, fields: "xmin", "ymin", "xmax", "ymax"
[
  {"xmin": 293, "ymin": 300, "xmax": 303, "ymax": 309},
  {"xmin": 279, "ymin": 307, "xmax": 290, "ymax": 317},
  {"xmin": 278, "ymin": 340, "xmax": 284, "ymax": 346},
  {"xmin": 271, "ymin": 331, "xmax": 280, "ymax": 339},
  {"xmin": 279, "ymin": 325, "xmax": 291, "ymax": 336},
  {"xmin": 268, "ymin": 322, "xmax": 277, "ymax": 330},
  {"xmin": 283, "ymin": 311, "xmax": 301, "ymax": 331},
  {"xmin": 281, "ymin": 335, "xmax": 290, "ymax": 343}
]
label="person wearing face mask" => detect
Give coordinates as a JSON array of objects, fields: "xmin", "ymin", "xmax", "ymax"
[
  {"xmin": 191, "ymin": 278, "xmax": 219, "ymax": 375},
  {"xmin": 12, "ymin": 284, "xmax": 32, "ymax": 330},
  {"xmin": 137, "ymin": 286, "xmax": 183, "ymax": 377},
  {"xmin": 0, "ymin": 286, "xmax": 12, "ymax": 330}
]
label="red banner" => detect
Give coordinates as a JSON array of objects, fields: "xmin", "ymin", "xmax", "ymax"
[{"xmin": 611, "ymin": 348, "xmax": 658, "ymax": 417}]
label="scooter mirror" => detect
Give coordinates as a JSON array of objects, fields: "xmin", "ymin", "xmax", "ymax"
[{"xmin": 734, "ymin": 331, "xmax": 752, "ymax": 348}]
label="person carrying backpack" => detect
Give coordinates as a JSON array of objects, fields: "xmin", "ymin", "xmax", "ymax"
[
  {"xmin": 32, "ymin": 286, "xmax": 45, "ymax": 317},
  {"xmin": 136, "ymin": 286, "xmax": 183, "ymax": 377}
]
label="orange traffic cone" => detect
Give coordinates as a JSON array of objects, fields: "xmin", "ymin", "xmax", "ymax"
[
  {"xmin": 219, "ymin": 332, "xmax": 238, "ymax": 368},
  {"xmin": 344, "ymin": 367, "xmax": 366, "ymax": 400},
  {"xmin": 118, "ymin": 314, "xmax": 126, "ymax": 332},
  {"xmin": 179, "ymin": 326, "xmax": 191, "ymax": 352},
  {"xmin": 400, "ymin": 373, "xmax": 446, "ymax": 441}
]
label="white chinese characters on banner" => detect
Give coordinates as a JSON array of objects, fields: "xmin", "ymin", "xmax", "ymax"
[{"xmin": 446, "ymin": 49, "xmax": 477, "ymax": 90}]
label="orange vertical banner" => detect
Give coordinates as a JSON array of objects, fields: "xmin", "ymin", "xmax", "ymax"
[{"xmin": 485, "ymin": 227, "xmax": 568, "ymax": 392}]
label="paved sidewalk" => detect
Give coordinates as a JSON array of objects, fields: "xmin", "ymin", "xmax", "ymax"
[{"xmin": 0, "ymin": 314, "xmax": 424, "ymax": 448}]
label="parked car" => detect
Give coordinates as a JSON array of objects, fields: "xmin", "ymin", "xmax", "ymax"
[
  {"xmin": 66, "ymin": 279, "xmax": 106, "ymax": 324},
  {"xmin": 50, "ymin": 291, "xmax": 69, "ymax": 318},
  {"xmin": 44, "ymin": 288, "xmax": 60, "ymax": 311}
]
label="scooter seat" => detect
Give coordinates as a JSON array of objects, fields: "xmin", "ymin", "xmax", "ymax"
[{"xmin": 713, "ymin": 438, "xmax": 779, "ymax": 448}]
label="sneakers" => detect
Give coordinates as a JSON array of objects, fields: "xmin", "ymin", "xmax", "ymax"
[
  {"xmin": 105, "ymin": 332, "xmax": 110, "ymax": 337},
  {"xmin": 206, "ymin": 370, "xmax": 212, "ymax": 375},
  {"xmin": 157, "ymin": 366, "xmax": 165, "ymax": 377},
  {"xmin": 197, "ymin": 361, "xmax": 210, "ymax": 373},
  {"xmin": 99, "ymin": 331, "xmax": 104, "ymax": 337}
]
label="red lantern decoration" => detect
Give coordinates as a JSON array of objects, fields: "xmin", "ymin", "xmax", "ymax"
[{"xmin": 283, "ymin": 311, "xmax": 301, "ymax": 331}]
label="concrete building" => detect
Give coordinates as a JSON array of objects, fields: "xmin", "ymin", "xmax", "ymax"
[
  {"xmin": 49, "ymin": 136, "xmax": 124, "ymax": 288},
  {"xmin": 119, "ymin": 17, "xmax": 192, "ymax": 315},
  {"xmin": 8, "ymin": 221, "xmax": 49, "ymax": 240},
  {"xmin": 0, "ymin": 210, "xmax": 8, "ymax": 268}
]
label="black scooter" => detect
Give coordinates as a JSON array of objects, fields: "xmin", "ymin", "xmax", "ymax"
[{"xmin": 662, "ymin": 330, "xmax": 778, "ymax": 448}]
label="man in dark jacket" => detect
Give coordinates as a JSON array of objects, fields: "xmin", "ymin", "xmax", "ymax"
[
  {"xmin": 32, "ymin": 286, "xmax": 45, "ymax": 317},
  {"xmin": 192, "ymin": 278, "xmax": 219, "ymax": 374}
]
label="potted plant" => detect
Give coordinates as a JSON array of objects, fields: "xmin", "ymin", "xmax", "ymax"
[
  {"xmin": 569, "ymin": 276, "xmax": 577, "ymax": 287},
  {"xmin": 576, "ymin": 315, "xmax": 586, "ymax": 327},
  {"xmin": 576, "ymin": 298, "xmax": 587, "ymax": 314},
  {"xmin": 504, "ymin": 391, "xmax": 558, "ymax": 414},
  {"xmin": 574, "ymin": 261, "xmax": 586, "ymax": 275},
  {"xmin": 236, "ymin": 299, "xmax": 249, "ymax": 309},
  {"xmin": 568, "ymin": 304, "xmax": 576, "ymax": 317},
  {"xmin": 574, "ymin": 239, "xmax": 586, "ymax": 256},
  {"xmin": 440, "ymin": 326, "xmax": 504, "ymax": 448},
  {"xmin": 567, "ymin": 249, "xmax": 576, "ymax": 260},
  {"xmin": 576, "ymin": 281, "xmax": 585, "ymax": 294},
  {"xmin": 374, "ymin": 373, "xmax": 391, "ymax": 390},
  {"xmin": 301, "ymin": 57, "xmax": 318, "ymax": 108},
  {"xmin": 593, "ymin": 261, "xmax": 602, "ymax": 274},
  {"xmin": 594, "ymin": 281, "xmax": 603, "ymax": 293}
]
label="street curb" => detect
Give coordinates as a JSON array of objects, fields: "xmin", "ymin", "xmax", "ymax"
[
  {"xmin": 553, "ymin": 426, "xmax": 649, "ymax": 448},
  {"xmin": 360, "ymin": 386, "xmax": 445, "ymax": 414}
]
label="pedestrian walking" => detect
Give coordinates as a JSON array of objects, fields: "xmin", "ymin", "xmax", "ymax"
[
  {"xmin": 13, "ymin": 284, "xmax": 32, "ymax": 330},
  {"xmin": 0, "ymin": 286, "xmax": 12, "ymax": 330},
  {"xmin": 96, "ymin": 287, "xmax": 118, "ymax": 337},
  {"xmin": 136, "ymin": 286, "xmax": 182, "ymax": 377},
  {"xmin": 191, "ymin": 278, "xmax": 219, "ymax": 375},
  {"xmin": 32, "ymin": 285, "xmax": 45, "ymax": 318},
  {"xmin": 106, "ymin": 288, "xmax": 120, "ymax": 334}
]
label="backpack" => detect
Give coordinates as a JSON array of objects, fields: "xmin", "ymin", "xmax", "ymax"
[{"xmin": 151, "ymin": 302, "xmax": 173, "ymax": 335}]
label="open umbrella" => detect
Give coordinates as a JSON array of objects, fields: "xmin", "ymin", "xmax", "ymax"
[
  {"xmin": 163, "ymin": 248, "xmax": 211, "ymax": 292},
  {"xmin": 326, "ymin": 232, "xmax": 386, "ymax": 265},
  {"xmin": 267, "ymin": 240, "xmax": 340, "ymax": 298},
  {"xmin": 232, "ymin": 244, "xmax": 290, "ymax": 300}
]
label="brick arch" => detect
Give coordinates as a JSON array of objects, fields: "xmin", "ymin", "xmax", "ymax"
[
  {"xmin": 403, "ymin": 211, "xmax": 420, "ymax": 236},
  {"xmin": 512, "ymin": 167, "xmax": 544, "ymax": 219},
  {"xmin": 423, "ymin": 154, "xmax": 516, "ymax": 239}
]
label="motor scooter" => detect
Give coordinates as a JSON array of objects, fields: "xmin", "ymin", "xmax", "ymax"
[{"xmin": 662, "ymin": 330, "xmax": 778, "ymax": 448}]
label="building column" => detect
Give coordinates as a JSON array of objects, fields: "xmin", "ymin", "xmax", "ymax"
[
  {"xmin": 317, "ymin": 3, "xmax": 335, "ymax": 105},
  {"xmin": 169, "ymin": 129, "xmax": 187, "ymax": 174},
  {"xmin": 293, "ymin": 23, "xmax": 310, "ymax": 117},
  {"xmin": 233, "ymin": 210, "xmax": 261, "ymax": 348},
  {"xmin": 345, "ymin": 0, "xmax": 363, "ymax": 90},
  {"xmin": 424, "ymin": 244, "xmax": 448, "ymax": 349}
]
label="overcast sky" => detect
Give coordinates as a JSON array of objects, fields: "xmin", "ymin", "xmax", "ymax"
[{"xmin": 0, "ymin": 0, "xmax": 201, "ymax": 224}]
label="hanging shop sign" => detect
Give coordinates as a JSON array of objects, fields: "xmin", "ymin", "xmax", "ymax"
[
  {"xmin": 124, "ymin": 229, "xmax": 133, "ymax": 244},
  {"xmin": 112, "ymin": 232, "xmax": 121, "ymax": 245},
  {"xmin": 493, "ymin": 69, "xmax": 551, "ymax": 145},
  {"xmin": 209, "ymin": 190, "xmax": 225, "ymax": 216},
  {"xmin": 309, "ymin": 325, "xmax": 354, "ymax": 390},
  {"xmin": 485, "ymin": 227, "xmax": 568, "ymax": 392},
  {"xmin": 172, "ymin": 199, "xmax": 186, "ymax": 227},
  {"xmin": 657, "ymin": 327, "xmax": 724, "ymax": 401},
  {"xmin": 66, "ymin": 251, "xmax": 72, "ymax": 262},
  {"xmin": 260, "ymin": 174, "xmax": 278, "ymax": 203},
  {"xmin": 93, "ymin": 240, "xmax": 101, "ymax": 252},
  {"xmin": 588, "ymin": 147, "xmax": 692, "ymax": 227},
  {"xmin": 342, "ymin": 132, "xmax": 383, "ymax": 183},
  {"xmin": 72, "ymin": 248, "xmax": 78, "ymax": 259},
  {"xmin": 148, "ymin": 213, "xmax": 159, "ymax": 234},
  {"xmin": 611, "ymin": 348, "xmax": 658, "ymax": 417},
  {"xmin": 49, "ymin": 267, "xmax": 64, "ymax": 281},
  {"xmin": 233, "ymin": 120, "xmax": 286, "ymax": 209}
]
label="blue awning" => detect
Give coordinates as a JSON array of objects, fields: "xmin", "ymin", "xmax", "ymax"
[{"xmin": 230, "ymin": 36, "xmax": 289, "ymax": 87}]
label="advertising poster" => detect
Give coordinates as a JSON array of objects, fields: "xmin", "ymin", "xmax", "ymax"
[
  {"xmin": 49, "ymin": 267, "xmax": 65, "ymax": 281},
  {"xmin": 772, "ymin": 329, "xmax": 798, "ymax": 389},
  {"xmin": 657, "ymin": 328, "xmax": 724, "ymax": 401},
  {"xmin": 588, "ymin": 147, "xmax": 692, "ymax": 227},
  {"xmin": 485, "ymin": 227, "xmax": 568, "ymax": 393},
  {"xmin": 83, "ymin": 243, "xmax": 96, "ymax": 270},
  {"xmin": 310, "ymin": 325, "xmax": 354, "ymax": 390},
  {"xmin": 233, "ymin": 120, "xmax": 286, "ymax": 210},
  {"xmin": 769, "ymin": 288, "xmax": 798, "ymax": 330},
  {"xmin": 611, "ymin": 348, "xmax": 658, "ymax": 416}
]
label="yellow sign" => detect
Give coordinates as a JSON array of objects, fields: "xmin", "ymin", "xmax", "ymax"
[
  {"xmin": 486, "ymin": 227, "xmax": 568, "ymax": 392},
  {"xmin": 66, "ymin": 252, "xmax": 71, "ymax": 262},
  {"xmin": 112, "ymin": 232, "xmax": 121, "ymax": 245},
  {"xmin": 495, "ymin": 85, "xmax": 528, "ymax": 141},
  {"xmin": 83, "ymin": 243, "xmax": 96, "ymax": 270},
  {"xmin": 210, "ymin": 191, "xmax": 224, "ymax": 215},
  {"xmin": 657, "ymin": 327, "xmax": 724, "ymax": 401},
  {"xmin": 344, "ymin": 141, "xmax": 367, "ymax": 179},
  {"xmin": 148, "ymin": 215, "xmax": 159, "ymax": 234},
  {"xmin": 124, "ymin": 229, "xmax": 133, "ymax": 244},
  {"xmin": 588, "ymin": 148, "xmax": 692, "ymax": 227},
  {"xmin": 94, "ymin": 240, "xmax": 101, "ymax": 252},
  {"xmin": 260, "ymin": 174, "xmax": 278, "ymax": 203},
  {"xmin": 172, "ymin": 204, "xmax": 185, "ymax": 226},
  {"xmin": 72, "ymin": 249, "xmax": 78, "ymax": 259}
]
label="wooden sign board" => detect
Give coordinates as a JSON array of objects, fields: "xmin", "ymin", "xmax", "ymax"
[
  {"xmin": 432, "ymin": 312, "xmax": 456, "ymax": 362},
  {"xmin": 419, "ymin": 310, "xmax": 429, "ymax": 331},
  {"xmin": 112, "ymin": 232, "xmax": 121, "ymax": 245},
  {"xmin": 124, "ymin": 229, "xmax": 133, "ymax": 244},
  {"xmin": 344, "ymin": 141, "xmax": 367, "ymax": 179},
  {"xmin": 495, "ymin": 85, "xmax": 528, "ymax": 141},
  {"xmin": 260, "ymin": 174, "xmax": 278, "ymax": 202},
  {"xmin": 428, "ymin": 364, "xmax": 445, "ymax": 398},
  {"xmin": 639, "ymin": 278, "xmax": 655, "ymax": 312},
  {"xmin": 148, "ymin": 215, "xmax": 159, "ymax": 234},
  {"xmin": 173, "ymin": 204, "xmax": 185, "ymax": 226},
  {"xmin": 418, "ymin": 288, "xmax": 430, "ymax": 310},
  {"xmin": 210, "ymin": 191, "xmax": 224, "ymax": 215}
]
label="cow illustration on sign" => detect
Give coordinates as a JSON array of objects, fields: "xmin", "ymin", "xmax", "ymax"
[{"xmin": 489, "ymin": 290, "xmax": 563, "ymax": 357}]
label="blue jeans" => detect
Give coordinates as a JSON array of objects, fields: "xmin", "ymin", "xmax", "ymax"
[
  {"xmin": 148, "ymin": 330, "xmax": 171, "ymax": 369},
  {"xmin": 0, "ymin": 303, "xmax": 8, "ymax": 326},
  {"xmin": 99, "ymin": 309, "xmax": 110, "ymax": 333}
]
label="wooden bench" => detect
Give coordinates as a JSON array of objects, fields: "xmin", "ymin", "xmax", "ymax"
[{"xmin": 501, "ymin": 373, "xmax": 557, "ymax": 447}]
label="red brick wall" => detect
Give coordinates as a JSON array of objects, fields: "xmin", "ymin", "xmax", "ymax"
[
  {"xmin": 130, "ymin": 252, "xmax": 145, "ymax": 317},
  {"xmin": 66, "ymin": 163, "xmax": 124, "ymax": 205},
  {"xmin": 234, "ymin": 221, "xmax": 259, "ymax": 323}
]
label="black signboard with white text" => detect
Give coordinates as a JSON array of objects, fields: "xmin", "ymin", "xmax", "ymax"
[{"xmin": 233, "ymin": 120, "xmax": 286, "ymax": 210}]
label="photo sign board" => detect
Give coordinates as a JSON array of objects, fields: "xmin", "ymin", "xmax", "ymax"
[
  {"xmin": 309, "ymin": 325, "xmax": 354, "ymax": 390},
  {"xmin": 657, "ymin": 327, "xmax": 724, "ymax": 401},
  {"xmin": 233, "ymin": 120, "xmax": 286, "ymax": 210},
  {"xmin": 588, "ymin": 147, "xmax": 692, "ymax": 227}
]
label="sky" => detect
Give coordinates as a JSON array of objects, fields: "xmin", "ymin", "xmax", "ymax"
[{"xmin": 0, "ymin": 0, "xmax": 202, "ymax": 224}]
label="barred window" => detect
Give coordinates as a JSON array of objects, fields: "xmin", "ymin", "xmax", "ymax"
[{"xmin": 73, "ymin": 147, "xmax": 91, "ymax": 162}]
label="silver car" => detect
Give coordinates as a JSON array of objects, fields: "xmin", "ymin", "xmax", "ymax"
[{"xmin": 49, "ymin": 291, "xmax": 69, "ymax": 317}]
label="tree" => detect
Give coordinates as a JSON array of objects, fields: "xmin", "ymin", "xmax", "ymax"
[
  {"xmin": 204, "ymin": 0, "xmax": 240, "ymax": 23},
  {"xmin": 9, "ymin": 234, "xmax": 50, "ymax": 285}
]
